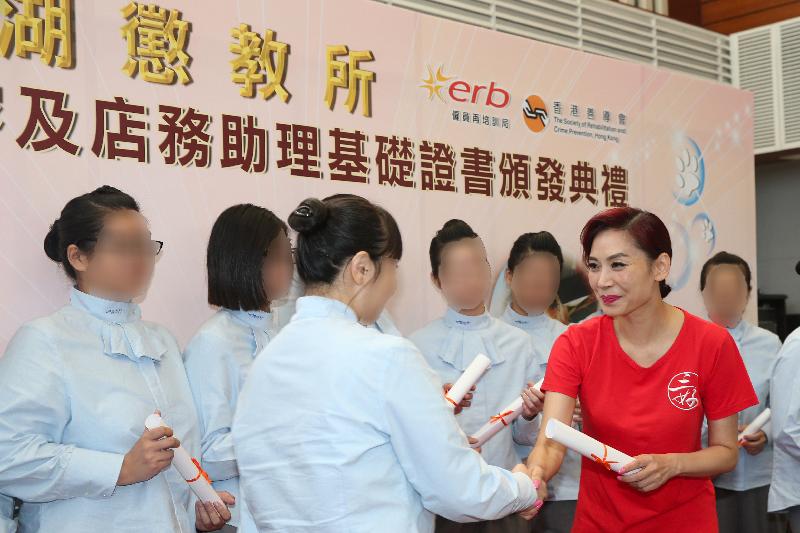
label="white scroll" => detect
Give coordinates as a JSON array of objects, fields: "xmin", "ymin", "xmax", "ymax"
[
  {"xmin": 469, "ymin": 379, "xmax": 544, "ymax": 448},
  {"xmin": 545, "ymin": 418, "xmax": 640, "ymax": 475},
  {"xmin": 445, "ymin": 353, "xmax": 491, "ymax": 407},
  {"xmin": 737, "ymin": 408, "xmax": 771, "ymax": 444},
  {"xmin": 144, "ymin": 413, "xmax": 224, "ymax": 505}
]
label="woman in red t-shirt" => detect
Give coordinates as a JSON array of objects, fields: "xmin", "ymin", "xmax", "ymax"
[{"xmin": 522, "ymin": 207, "xmax": 758, "ymax": 532}]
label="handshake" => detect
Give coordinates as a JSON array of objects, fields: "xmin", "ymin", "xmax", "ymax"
[{"xmin": 511, "ymin": 463, "xmax": 547, "ymax": 521}]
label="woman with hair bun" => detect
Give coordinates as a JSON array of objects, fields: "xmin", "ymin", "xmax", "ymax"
[
  {"xmin": 410, "ymin": 219, "xmax": 547, "ymax": 533},
  {"xmin": 0, "ymin": 186, "xmax": 233, "ymax": 532},
  {"xmin": 232, "ymin": 194, "xmax": 540, "ymax": 533},
  {"xmin": 525, "ymin": 207, "xmax": 759, "ymax": 532}
]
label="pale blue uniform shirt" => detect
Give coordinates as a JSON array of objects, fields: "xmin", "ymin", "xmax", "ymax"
[
  {"xmin": 372, "ymin": 310, "xmax": 402, "ymax": 336},
  {"xmin": 0, "ymin": 288, "xmax": 201, "ymax": 533},
  {"xmin": 713, "ymin": 320, "xmax": 781, "ymax": 492},
  {"xmin": 0, "ymin": 494, "xmax": 15, "ymax": 533},
  {"xmin": 232, "ymin": 296, "xmax": 536, "ymax": 532},
  {"xmin": 768, "ymin": 326, "xmax": 800, "ymax": 512},
  {"xmin": 183, "ymin": 308, "xmax": 275, "ymax": 529},
  {"xmin": 500, "ymin": 305, "xmax": 580, "ymax": 501},
  {"xmin": 409, "ymin": 308, "xmax": 545, "ymax": 471}
]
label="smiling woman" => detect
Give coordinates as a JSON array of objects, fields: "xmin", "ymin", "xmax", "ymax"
[{"xmin": 524, "ymin": 207, "xmax": 760, "ymax": 533}]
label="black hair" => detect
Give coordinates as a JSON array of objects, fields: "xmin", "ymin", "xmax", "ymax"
[
  {"xmin": 429, "ymin": 219, "xmax": 479, "ymax": 279},
  {"xmin": 44, "ymin": 185, "xmax": 140, "ymax": 280},
  {"xmin": 207, "ymin": 204, "xmax": 288, "ymax": 311},
  {"xmin": 287, "ymin": 194, "xmax": 402, "ymax": 286},
  {"xmin": 699, "ymin": 251, "xmax": 752, "ymax": 292},
  {"xmin": 507, "ymin": 231, "xmax": 564, "ymax": 273}
]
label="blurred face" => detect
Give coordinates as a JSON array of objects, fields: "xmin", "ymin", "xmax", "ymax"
[
  {"xmin": 434, "ymin": 237, "xmax": 491, "ymax": 311},
  {"xmin": 586, "ymin": 229, "xmax": 670, "ymax": 317},
  {"xmin": 506, "ymin": 252, "xmax": 561, "ymax": 315},
  {"xmin": 702, "ymin": 264, "xmax": 749, "ymax": 328},
  {"xmin": 262, "ymin": 231, "xmax": 294, "ymax": 304},
  {"xmin": 350, "ymin": 255, "xmax": 398, "ymax": 324},
  {"xmin": 68, "ymin": 209, "xmax": 159, "ymax": 300}
]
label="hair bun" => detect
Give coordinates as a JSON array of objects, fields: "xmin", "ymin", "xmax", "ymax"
[
  {"xmin": 43, "ymin": 219, "xmax": 62, "ymax": 262},
  {"xmin": 288, "ymin": 198, "xmax": 329, "ymax": 233}
]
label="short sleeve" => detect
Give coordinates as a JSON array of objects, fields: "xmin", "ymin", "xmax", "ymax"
[
  {"xmin": 702, "ymin": 332, "xmax": 759, "ymax": 420},
  {"xmin": 541, "ymin": 330, "xmax": 582, "ymax": 398}
]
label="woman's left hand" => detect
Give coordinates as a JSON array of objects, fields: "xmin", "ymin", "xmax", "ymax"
[
  {"xmin": 520, "ymin": 382, "xmax": 545, "ymax": 420},
  {"xmin": 617, "ymin": 454, "xmax": 678, "ymax": 493},
  {"xmin": 195, "ymin": 491, "xmax": 235, "ymax": 531}
]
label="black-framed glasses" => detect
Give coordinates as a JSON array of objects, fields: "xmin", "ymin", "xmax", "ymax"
[{"xmin": 78, "ymin": 238, "xmax": 164, "ymax": 257}]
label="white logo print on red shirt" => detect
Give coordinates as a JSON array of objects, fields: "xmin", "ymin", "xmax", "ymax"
[{"xmin": 667, "ymin": 371, "xmax": 700, "ymax": 411}]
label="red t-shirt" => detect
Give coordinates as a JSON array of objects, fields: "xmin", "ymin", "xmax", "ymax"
[{"xmin": 542, "ymin": 309, "xmax": 757, "ymax": 532}]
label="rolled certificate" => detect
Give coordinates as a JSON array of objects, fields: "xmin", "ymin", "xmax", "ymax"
[
  {"xmin": 545, "ymin": 418, "xmax": 640, "ymax": 475},
  {"xmin": 445, "ymin": 353, "xmax": 491, "ymax": 408},
  {"xmin": 144, "ymin": 413, "xmax": 223, "ymax": 505},
  {"xmin": 737, "ymin": 408, "xmax": 771, "ymax": 444},
  {"xmin": 469, "ymin": 379, "xmax": 545, "ymax": 448}
]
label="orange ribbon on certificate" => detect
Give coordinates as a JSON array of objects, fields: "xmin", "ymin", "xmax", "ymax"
[
  {"xmin": 187, "ymin": 457, "xmax": 211, "ymax": 484},
  {"xmin": 490, "ymin": 410, "xmax": 515, "ymax": 427},
  {"xmin": 445, "ymin": 395, "xmax": 458, "ymax": 407},
  {"xmin": 590, "ymin": 444, "xmax": 619, "ymax": 471}
]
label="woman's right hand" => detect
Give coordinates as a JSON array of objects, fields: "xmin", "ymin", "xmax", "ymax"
[
  {"xmin": 442, "ymin": 383, "xmax": 476, "ymax": 415},
  {"xmin": 516, "ymin": 464, "xmax": 546, "ymax": 520},
  {"xmin": 117, "ymin": 426, "xmax": 180, "ymax": 486}
]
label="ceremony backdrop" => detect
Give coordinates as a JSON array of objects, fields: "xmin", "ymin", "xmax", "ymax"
[{"xmin": 0, "ymin": 0, "xmax": 756, "ymax": 350}]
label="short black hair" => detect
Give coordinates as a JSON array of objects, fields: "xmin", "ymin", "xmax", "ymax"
[
  {"xmin": 44, "ymin": 185, "xmax": 140, "ymax": 280},
  {"xmin": 429, "ymin": 219, "xmax": 478, "ymax": 279},
  {"xmin": 207, "ymin": 204, "xmax": 288, "ymax": 311},
  {"xmin": 287, "ymin": 194, "xmax": 402, "ymax": 286},
  {"xmin": 507, "ymin": 231, "xmax": 563, "ymax": 273},
  {"xmin": 699, "ymin": 251, "xmax": 752, "ymax": 292}
]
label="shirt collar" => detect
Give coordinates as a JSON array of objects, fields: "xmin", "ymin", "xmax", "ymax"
[
  {"xmin": 230, "ymin": 309, "xmax": 273, "ymax": 334},
  {"xmin": 70, "ymin": 286, "xmax": 140, "ymax": 324},
  {"xmin": 70, "ymin": 287, "xmax": 166, "ymax": 362},
  {"xmin": 229, "ymin": 309, "xmax": 274, "ymax": 356},
  {"xmin": 727, "ymin": 319, "xmax": 749, "ymax": 345},
  {"xmin": 438, "ymin": 308, "xmax": 503, "ymax": 369},
  {"xmin": 443, "ymin": 307, "xmax": 492, "ymax": 331},
  {"xmin": 502, "ymin": 304, "xmax": 549, "ymax": 330},
  {"xmin": 294, "ymin": 296, "xmax": 359, "ymax": 324}
]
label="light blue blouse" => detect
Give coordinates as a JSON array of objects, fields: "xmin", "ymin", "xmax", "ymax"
[
  {"xmin": 232, "ymin": 296, "xmax": 536, "ymax": 532},
  {"xmin": 409, "ymin": 308, "xmax": 545, "ymax": 471},
  {"xmin": 713, "ymin": 320, "xmax": 781, "ymax": 491},
  {"xmin": 768, "ymin": 326, "xmax": 800, "ymax": 512},
  {"xmin": 0, "ymin": 288, "xmax": 201, "ymax": 533},
  {"xmin": 372, "ymin": 310, "xmax": 402, "ymax": 336},
  {"xmin": 183, "ymin": 308, "xmax": 275, "ymax": 528},
  {"xmin": 500, "ymin": 305, "xmax": 579, "ymax": 501}
]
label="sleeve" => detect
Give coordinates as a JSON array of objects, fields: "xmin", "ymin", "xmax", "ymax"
[
  {"xmin": 541, "ymin": 331, "xmax": 582, "ymax": 399},
  {"xmin": 702, "ymin": 332, "xmax": 759, "ymax": 420},
  {"xmin": 0, "ymin": 325, "xmax": 124, "ymax": 502},
  {"xmin": 513, "ymin": 416, "xmax": 541, "ymax": 447},
  {"xmin": 513, "ymin": 340, "xmax": 546, "ymax": 446},
  {"xmin": 776, "ymin": 381, "xmax": 800, "ymax": 461},
  {"xmin": 382, "ymin": 342, "xmax": 536, "ymax": 522},
  {"xmin": 773, "ymin": 347, "xmax": 800, "ymax": 461},
  {"xmin": 183, "ymin": 334, "xmax": 239, "ymax": 482}
]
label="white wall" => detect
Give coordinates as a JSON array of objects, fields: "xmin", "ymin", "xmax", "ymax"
[{"xmin": 755, "ymin": 159, "xmax": 800, "ymax": 314}]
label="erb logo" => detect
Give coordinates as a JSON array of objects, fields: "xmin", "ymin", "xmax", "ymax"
[
  {"xmin": 419, "ymin": 65, "xmax": 510, "ymax": 109},
  {"xmin": 523, "ymin": 95, "xmax": 548, "ymax": 133}
]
